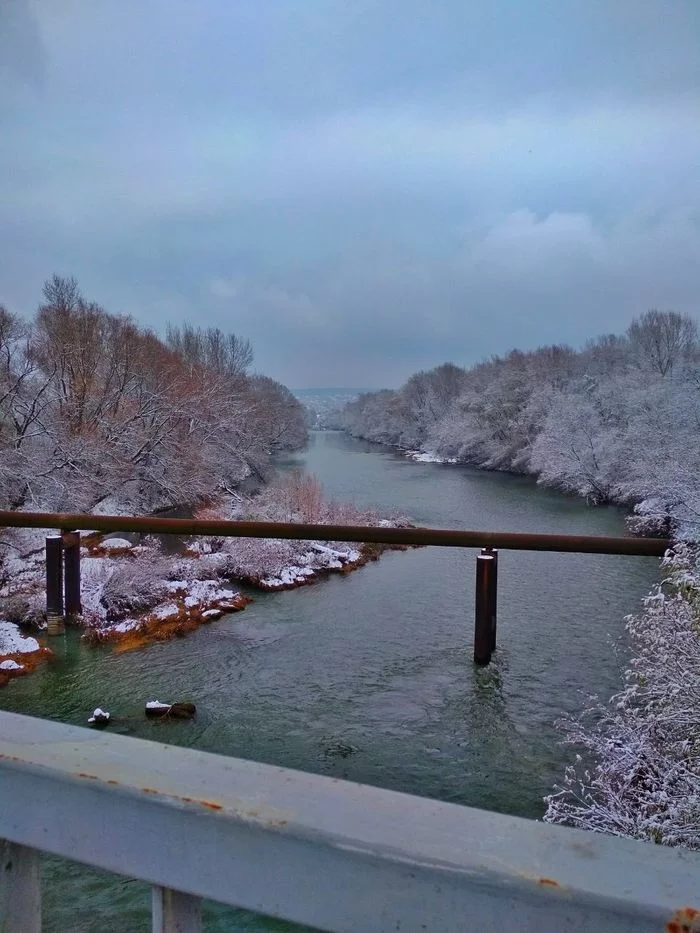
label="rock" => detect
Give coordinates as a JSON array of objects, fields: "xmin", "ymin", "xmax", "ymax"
[
  {"xmin": 88, "ymin": 707, "xmax": 111, "ymax": 727},
  {"xmin": 145, "ymin": 700, "xmax": 196, "ymax": 720},
  {"xmin": 201, "ymin": 609, "xmax": 223, "ymax": 620},
  {"xmin": 101, "ymin": 537, "xmax": 134, "ymax": 551},
  {"xmin": 170, "ymin": 702, "xmax": 196, "ymax": 719}
]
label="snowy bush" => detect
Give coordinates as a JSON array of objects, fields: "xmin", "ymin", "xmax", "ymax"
[
  {"xmin": 544, "ymin": 545, "xmax": 700, "ymax": 848},
  {"xmin": 99, "ymin": 554, "xmax": 171, "ymax": 621},
  {"xmin": 188, "ymin": 476, "xmax": 407, "ymax": 588}
]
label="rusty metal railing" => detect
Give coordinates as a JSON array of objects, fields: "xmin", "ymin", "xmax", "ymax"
[{"xmin": 0, "ymin": 510, "xmax": 671, "ymax": 664}]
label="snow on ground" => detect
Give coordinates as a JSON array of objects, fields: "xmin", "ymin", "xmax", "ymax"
[
  {"xmin": 406, "ymin": 450, "xmax": 458, "ymax": 464},
  {"xmin": 100, "ymin": 537, "xmax": 134, "ymax": 551},
  {"xmin": 107, "ymin": 619, "xmax": 140, "ymax": 634},
  {"xmin": 0, "ymin": 621, "xmax": 40, "ymax": 655},
  {"xmin": 0, "ymin": 480, "xmax": 409, "ymax": 656},
  {"xmin": 257, "ymin": 544, "xmax": 364, "ymax": 589},
  {"xmin": 152, "ymin": 601, "xmax": 181, "ymax": 620}
]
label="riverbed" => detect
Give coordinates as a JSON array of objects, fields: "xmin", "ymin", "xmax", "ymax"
[{"xmin": 0, "ymin": 431, "xmax": 659, "ymax": 932}]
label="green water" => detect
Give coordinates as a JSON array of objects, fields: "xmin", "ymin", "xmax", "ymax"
[{"xmin": 0, "ymin": 432, "xmax": 658, "ymax": 931}]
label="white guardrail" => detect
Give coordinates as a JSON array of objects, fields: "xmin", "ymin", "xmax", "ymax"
[{"xmin": 1, "ymin": 710, "xmax": 700, "ymax": 933}]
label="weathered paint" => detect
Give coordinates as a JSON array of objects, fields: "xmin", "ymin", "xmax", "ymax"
[
  {"xmin": 152, "ymin": 886, "xmax": 201, "ymax": 933},
  {"xmin": 0, "ymin": 710, "xmax": 699, "ymax": 932},
  {"xmin": 0, "ymin": 841, "xmax": 41, "ymax": 933}
]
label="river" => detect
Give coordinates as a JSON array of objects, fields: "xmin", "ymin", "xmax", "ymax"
[{"xmin": 0, "ymin": 431, "xmax": 659, "ymax": 932}]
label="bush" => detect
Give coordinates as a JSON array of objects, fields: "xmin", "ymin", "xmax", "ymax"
[{"xmin": 544, "ymin": 545, "xmax": 700, "ymax": 848}]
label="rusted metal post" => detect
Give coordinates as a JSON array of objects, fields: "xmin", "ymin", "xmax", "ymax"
[
  {"xmin": 482, "ymin": 546, "xmax": 498, "ymax": 652},
  {"xmin": 474, "ymin": 552, "xmax": 495, "ymax": 665},
  {"xmin": 62, "ymin": 530, "xmax": 81, "ymax": 618},
  {"xmin": 45, "ymin": 535, "xmax": 65, "ymax": 635}
]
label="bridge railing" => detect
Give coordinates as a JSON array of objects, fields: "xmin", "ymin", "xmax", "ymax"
[
  {"xmin": 1, "ymin": 710, "xmax": 699, "ymax": 933},
  {"xmin": 0, "ymin": 510, "xmax": 671, "ymax": 664}
]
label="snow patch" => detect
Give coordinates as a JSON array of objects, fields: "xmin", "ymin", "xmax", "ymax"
[
  {"xmin": 88, "ymin": 708, "xmax": 110, "ymax": 723},
  {"xmin": 0, "ymin": 622, "xmax": 40, "ymax": 655},
  {"xmin": 109, "ymin": 619, "xmax": 140, "ymax": 634},
  {"xmin": 0, "ymin": 659, "xmax": 22, "ymax": 671},
  {"xmin": 100, "ymin": 537, "xmax": 134, "ymax": 551},
  {"xmin": 407, "ymin": 450, "xmax": 457, "ymax": 464},
  {"xmin": 152, "ymin": 602, "xmax": 180, "ymax": 620}
]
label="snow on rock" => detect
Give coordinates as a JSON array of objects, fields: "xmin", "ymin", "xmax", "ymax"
[
  {"xmin": 0, "ymin": 659, "xmax": 22, "ymax": 671},
  {"xmin": 146, "ymin": 700, "xmax": 171, "ymax": 711},
  {"xmin": 0, "ymin": 622, "xmax": 40, "ymax": 655},
  {"xmin": 88, "ymin": 708, "xmax": 110, "ymax": 723}
]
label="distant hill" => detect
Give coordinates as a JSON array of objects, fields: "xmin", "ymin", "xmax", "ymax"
[{"xmin": 293, "ymin": 388, "xmax": 373, "ymax": 429}]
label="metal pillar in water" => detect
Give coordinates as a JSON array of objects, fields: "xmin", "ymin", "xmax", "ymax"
[
  {"xmin": 45, "ymin": 535, "xmax": 65, "ymax": 635},
  {"xmin": 474, "ymin": 548, "xmax": 498, "ymax": 665},
  {"xmin": 62, "ymin": 530, "xmax": 81, "ymax": 617}
]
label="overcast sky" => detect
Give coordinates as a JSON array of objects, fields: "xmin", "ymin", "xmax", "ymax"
[{"xmin": 1, "ymin": 1, "xmax": 699, "ymax": 388}]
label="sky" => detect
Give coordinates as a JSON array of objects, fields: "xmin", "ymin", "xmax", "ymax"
[{"xmin": 1, "ymin": 1, "xmax": 699, "ymax": 389}]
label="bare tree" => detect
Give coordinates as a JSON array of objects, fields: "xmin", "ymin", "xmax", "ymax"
[
  {"xmin": 627, "ymin": 310, "xmax": 697, "ymax": 377},
  {"xmin": 166, "ymin": 323, "xmax": 253, "ymax": 380}
]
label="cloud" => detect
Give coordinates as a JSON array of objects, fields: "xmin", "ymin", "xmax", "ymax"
[
  {"xmin": 0, "ymin": 1, "xmax": 698, "ymax": 387},
  {"xmin": 0, "ymin": 0, "xmax": 45, "ymax": 93},
  {"xmin": 209, "ymin": 279, "xmax": 242, "ymax": 300}
]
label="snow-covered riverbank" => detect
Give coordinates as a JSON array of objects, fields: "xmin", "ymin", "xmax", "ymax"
[{"xmin": 0, "ymin": 472, "xmax": 411, "ymax": 678}]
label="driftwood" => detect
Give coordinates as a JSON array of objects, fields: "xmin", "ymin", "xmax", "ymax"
[{"xmin": 145, "ymin": 701, "xmax": 196, "ymax": 720}]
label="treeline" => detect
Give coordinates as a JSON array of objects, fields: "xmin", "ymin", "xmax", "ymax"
[
  {"xmin": 0, "ymin": 275, "xmax": 307, "ymax": 513},
  {"xmin": 340, "ymin": 310, "xmax": 700, "ymax": 536}
]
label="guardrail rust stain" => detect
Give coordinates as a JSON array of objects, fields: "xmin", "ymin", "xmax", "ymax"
[{"xmin": 667, "ymin": 907, "xmax": 700, "ymax": 933}]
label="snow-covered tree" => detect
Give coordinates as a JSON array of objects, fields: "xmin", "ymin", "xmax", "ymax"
[{"xmin": 0, "ymin": 277, "xmax": 308, "ymax": 514}]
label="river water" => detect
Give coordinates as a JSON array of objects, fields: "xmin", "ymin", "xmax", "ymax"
[{"xmin": 0, "ymin": 431, "xmax": 658, "ymax": 931}]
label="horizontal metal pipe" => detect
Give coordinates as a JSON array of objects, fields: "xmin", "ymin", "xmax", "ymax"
[{"xmin": 0, "ymin": 510, "xmax": 671, "ymax": 557}]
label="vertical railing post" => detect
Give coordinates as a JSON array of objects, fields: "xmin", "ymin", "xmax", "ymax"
[
  {"xmin": 482, "ymin": 546, "xmax": 498, "ymax": 652},
  {"xmin": 62, "ymin": 530, "xmax": 81, "ymax": 618},
  {"xmin": 474, "ymin": 551, "xmax": 495, "ymax": 665},
  {"xmin": 0, "ymin": 840, "xmax": 41, "ymax": 933},
  {"xmin": 152, "ymin": 887, "xmax": 202, "ymax": 933},
  {"xmin": 45, "ymin": 535, "xmax": 65, "ymax": 636}
]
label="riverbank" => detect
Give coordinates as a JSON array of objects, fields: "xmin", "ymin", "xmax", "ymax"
[
  {"xmin": 545, "ymin": 543, "xmax": 700, "ymax": 848},
  {"xmin": 365, "ymin": 438, "xmax": 664, "ymax": 537},
  {"xmin": 0, "ymin": 470, "xmax": 411, "ymax": 675}
]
